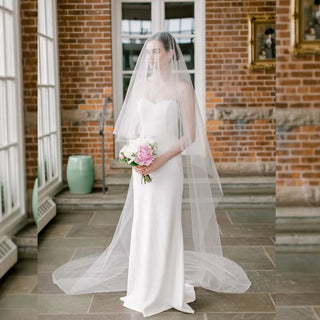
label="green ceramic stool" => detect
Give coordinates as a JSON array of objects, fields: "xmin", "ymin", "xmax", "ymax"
[{"xmin": 67, "ymin": 155, "xmax": 94, "ymax": 194}]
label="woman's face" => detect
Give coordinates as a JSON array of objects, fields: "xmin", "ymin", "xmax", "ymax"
[{"xmin": 145, "ymin": 40, "xmax": 171, "ymax": 70}]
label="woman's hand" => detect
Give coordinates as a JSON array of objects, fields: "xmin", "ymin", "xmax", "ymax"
[{"xmin": 133, "ymin": 154, "xmax": 169, "ymax": 176}]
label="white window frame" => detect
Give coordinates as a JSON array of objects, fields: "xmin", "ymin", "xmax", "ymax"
[
  {"xmin": 0, "ymin": 0, "xmax": 27, "ymax": 237},
  {"xmin": 111, "ymin": 0, "xmax": 206, "ymax": 155},
  {"xmin": 38, "ymin": 0, "xmax": 62, "ymax": 204}
]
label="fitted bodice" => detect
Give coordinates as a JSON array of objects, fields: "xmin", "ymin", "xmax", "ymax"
[{"xmin": 138, "ymin": 98, "xmax": 179, "ymax": 153}]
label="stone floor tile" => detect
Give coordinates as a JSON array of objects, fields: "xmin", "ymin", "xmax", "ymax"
[
  {"xmin": 0, "ymin": 275, "xmax": 37, "ymax": 294},
  {"xmin": 276, "ymin": 293, "xmax": 320, "ymax": 306},
  {"xmin": 206, "ymin": 313, "xmax": 275, "ymax": 320},
  {"xmin": 71, "ymin": 247, "xmax": 106, "ymax": 260},
  {"xmin": 39, "ymin": 237, "xmax": 109, "ymax": 249},
  {"xmin": 90, "ymin": 210, "xmax": 122, "ymax": 225},
  {"xmin": 0, "ymin": 294, "xmax": 37, "ymax": 309},
  {"xmin": 220, "ymin": 224, "xmax": 274, "ymax": 237},
  {"xmin": 0, "ymin": 308, "xmax": 37, "ymax": 320},
  {"xmin": 37, "ymin": 294, "xmax": 93, "ymax": 314},
  {"xmin": 275, "ymin": 306, "xmax": 319, "ymax": 320},
  {"xmin": 221, "ymin": 236, "xmax": 274, "ymax": 246},
  {"xmin": 38, "ymin": 313, "xmax": 205, "ymax": 320},
  {"xmin": 314, "ymin": 307, "xmax": 320, "ymax": 318},
  {"xmin": 263, "ymin": 246, "xmax": 275, "ymax": 265},
  {"xmin": 222, "ymin": 247, "xmax": 275, "ymax": 270},
  {"xmin": 277, "ymin": 273, "xmax": 320, "ymax": 293},
  {"xmin": 66, "ymin": 225, "xmax": 116, "ymax": 238},
  {"xmin": 36, "ymin": 273, "xmax": 64, "ymax": 294},
  {"xmin": 227, "ymin": 208, "xmax": 275, "ymax": 224},
  {"xmin": 39, "ymin": 224, "xmax": 73, "ymax": 239},
  {"xmin": 216, "ymin": 210, "xmax": 232, "ymax": 225},
  {"xmin": 89, "ymin": 293, "xmax": 129, "ymax": 313},
  {"xmin": 276, "ymin": 252, "xmax": 320, "ymax": 274},
  {"xmin": 38, "ymin": 247, "xmax": 76, "ymax": 273},
  {"xmin": 52, "ymin": 210, "xmax": 95, "ymax": 225},
  {"xmin": 188, "ymin": 293, "xmax": 274, "ymax": 312},
  {"xmin": 8, "ymin": 258, "xmax": 37, "ymax": 276}
]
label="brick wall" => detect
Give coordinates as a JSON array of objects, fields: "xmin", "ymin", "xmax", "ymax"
[
  {"xmin": 276, "ymin": 0, "xmax": 320, "ymax": 191},
  {"xmin": 21, "ymin": 0, "xmax": 37, "ymax": 196},
  {"xmin": 57, "ymin": 0, "xmax": 276, "ymax": 181},
  {"xmin": 57, "ymin": 0, "xmax": 113, "ymax": 178},
  {"xmin": 205, "ymin": 0, "xmax": 276, "ymax": 169}
]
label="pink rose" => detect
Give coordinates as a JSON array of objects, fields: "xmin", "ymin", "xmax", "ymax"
[{"xmin": 136, "ymin": 145, "xmax": 154, "ymax": 166}]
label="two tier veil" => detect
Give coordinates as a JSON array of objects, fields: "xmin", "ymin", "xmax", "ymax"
[{"xmin": 52, "ymin": 32, "xmax": 251, "ymax": 294}]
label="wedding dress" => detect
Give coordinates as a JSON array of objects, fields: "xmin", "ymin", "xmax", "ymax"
[{"xmin": 120, "ymin": 98, "xmax": 196, "ymax": 316}]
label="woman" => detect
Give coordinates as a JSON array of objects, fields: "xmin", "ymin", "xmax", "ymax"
[{"xmin": 52, "ymin": 32, "xmax": 251, "ymax": 318}]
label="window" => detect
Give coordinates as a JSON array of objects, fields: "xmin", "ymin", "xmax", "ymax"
[
  {"xmin": 0, "ymin": 0, "xmax": 26, "ymax": 235},
  {"xmin": 112, "ymin": 0, "xmax": 205, "ymax": 154},
  {"xmin": 38, "ymin": 0, "xmax": 62, "ymax": 201}
]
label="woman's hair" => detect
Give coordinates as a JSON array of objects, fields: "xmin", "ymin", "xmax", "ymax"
[{"xmin": 148, "ymin": 32, "xmax": 181, "ymax": 61}]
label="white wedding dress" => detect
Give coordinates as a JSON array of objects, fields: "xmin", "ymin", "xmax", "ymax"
[{"xmin": 120, "ymin": 98, "xmax": 196, "ymax": 316}]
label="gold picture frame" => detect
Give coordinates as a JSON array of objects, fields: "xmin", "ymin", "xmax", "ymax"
[
  {"xmin": 249, "ymin": 15, "xmax": 276, "ymax": 70},
  {"xmin": 294, "ymin": 0, "xmax": 320, "ymax": 54}
]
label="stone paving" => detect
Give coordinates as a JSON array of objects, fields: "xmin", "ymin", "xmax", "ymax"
[
  {"xmin": 35, "ymin": 207, "xmax": 276, "ymax": 319},
  {"xmin": 1, "ymin": 205, "xmax": 319, "ymax": 319}
]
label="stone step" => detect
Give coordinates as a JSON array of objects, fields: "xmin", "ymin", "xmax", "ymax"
[
  {"xmin": 96, "ymin": 174, "xmax": 275, "ymax": 195},
  {"xmin": 12, "ymin": 221, "xmax": 37, "ymax": 259},
  {"xmin": 54, "ymin": 185, "xmax": 275, "ymax": 210},
  {"xmin": 276, "ymin": 207, "xmax": 320, "ymax": 251}
]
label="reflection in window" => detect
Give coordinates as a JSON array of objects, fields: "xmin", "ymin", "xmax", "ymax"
[
  {"xmin": 165, "ymin": 2, "xmax": 194, "ymax": 34},
  {"xmin": 122, "ymin": 38, "xmax": 146, "ymax": 70},
  {"xmin": 122, "ymin": 2, "xmax": 151, "ymax": 36}
]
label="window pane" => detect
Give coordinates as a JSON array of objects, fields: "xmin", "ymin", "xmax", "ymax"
[
  {"xmin": 122, "ymin": 38, "xmax": 146, "ymax": 70},
  {"xmin": 165, "ymin": 2, "xmax": 194, "ymax": 34},
  {"xmin": 5, "ymin": 11, "xmax": 15, "ymax": 76},
  {"xmin": 46, "ymin": 0, "xmax": 54, "ymax": 38},
  {"xmin": 123, "ymin": 74, "xmax": 132, "ymax": 100},
  {"xmin": 38, "ymin": 0, "xmax": 46, "ymax": 35},
  {"xmin": 0, "ymin": 11, "xmax": 5, "ymax": 76},
  {"xmin": 49, "ymin": 87, "xmax": 57, "ymax": 132},
  {"xmin": 4, "ymin": 0, "xmax": 14, "ymax": 10},
  {"xmin": 0, "ymin": 80, "xmax": 7, "ymax": 146},
  {"xmin": 122, "ymin": 2, "xmax": 151, "ymax": 36},
  {"xmin": 176, "ymin": 37, "xmax": 194, "ymax": 69},
  {"xmin": 47, "ymin": 39, "xmax": 55, "ymax": 85},
  {"xmin": 39, "ymin": 36, "xmax": 48, "ymax": 84},
  {"xmin": 7, "ymin": 80, "xmax": 17, "ymax": 143}
]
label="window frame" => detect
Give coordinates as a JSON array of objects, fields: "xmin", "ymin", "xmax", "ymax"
[
  {"xmin": 37, "ymin": 0, "xmax": 62, "ymax": 204},
  {"xmin": 0, "ymin": 0, "xmax": 27, "ymax": 237},
  {"xmin": 111, "ymin": 0, "xmax": 206, "ymax": 155}
]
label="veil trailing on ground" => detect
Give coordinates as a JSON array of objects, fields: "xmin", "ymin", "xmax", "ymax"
[{"xmin": 52, "ymin": 32, "xmax": 251, "ymax": 294}]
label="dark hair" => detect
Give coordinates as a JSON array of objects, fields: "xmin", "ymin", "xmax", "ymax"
[{"xmin": 148, "ymin": 32, "xmax": 180, "ymax": 61}]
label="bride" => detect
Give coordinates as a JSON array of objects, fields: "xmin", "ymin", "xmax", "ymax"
[{"xmin": 52, "ymin": 32, "xmax": 251, "ymax": 317}]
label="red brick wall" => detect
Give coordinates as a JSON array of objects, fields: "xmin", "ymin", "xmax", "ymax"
[
  {"xmin": 205, "ymin": 0, "xmax": 276, "ymax": 166},
  {"xmin": 207, "ymin": 119, "xmax": 275, "ymax": 163},
  {"xmin": 57, "ymin": 0, "xmax": 113, "ymax": 176},
  {"xmin": 277, "ymin": 126, "xmax": 320, "ymax": 187},
  {"xmin": 205, "ymin": 0, "xmax": 276, "ymax": 108},
  {"xmin": 276, "ymin": 0, "xmax": 320, "ymax": 188},
  {"xmin": 21, "ymin": 0, "xmax": 37, "ymax": 190}
]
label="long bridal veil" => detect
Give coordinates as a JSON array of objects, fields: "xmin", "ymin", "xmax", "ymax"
[{"xmin": 52, "ymin": 32, "xmax": 251, "ymax": 294}]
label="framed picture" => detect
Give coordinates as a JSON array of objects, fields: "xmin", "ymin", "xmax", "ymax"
[
  {"xmin": 294, "ymin": 0, "xmax": 320, "ymax": 54},
  {"xmin": 249, "ymin": 16, "xmax": 276, "ymax": 70}
]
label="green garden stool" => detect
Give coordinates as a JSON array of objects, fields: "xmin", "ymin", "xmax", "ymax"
[{"xmin": 67, "ymin": 155, "xmax": 94, "ymax": 194}]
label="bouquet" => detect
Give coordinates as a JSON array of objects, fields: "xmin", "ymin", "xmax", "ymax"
[{"xmin": 119, "ymin": 137, "xmax": 158, "ymax": 184}]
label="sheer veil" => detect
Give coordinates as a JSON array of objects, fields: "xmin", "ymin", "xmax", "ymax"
[{"xmin": 52, "ymin": 32, "xmax": 251, "ymax": 294}]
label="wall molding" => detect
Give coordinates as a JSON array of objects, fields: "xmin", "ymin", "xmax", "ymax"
[
  {"xmin": 207, "ymin": 107, "xmax": 274, "ymax": 121},
  {"xmin": 276, "ymin": 109, "xmax": 320, "ymax": 126}
]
